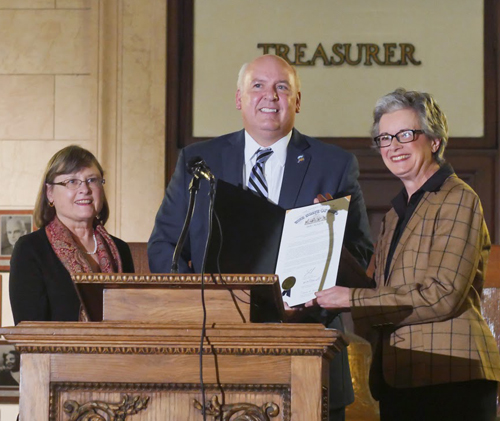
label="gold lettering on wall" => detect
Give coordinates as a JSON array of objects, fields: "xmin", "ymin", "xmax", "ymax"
[{"xmin": 257, "ymin": 43, "xmax": 422, "ymax": 66}]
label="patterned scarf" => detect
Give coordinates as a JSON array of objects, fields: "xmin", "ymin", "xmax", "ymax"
[{"xmin": 46, "ymin": 217, "xmax": 123, "ymax": 320}]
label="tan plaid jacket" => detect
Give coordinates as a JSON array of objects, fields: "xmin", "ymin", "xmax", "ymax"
[{"xmin": 351, "ymin": 174, "xmax": 500, "ymax": 395}]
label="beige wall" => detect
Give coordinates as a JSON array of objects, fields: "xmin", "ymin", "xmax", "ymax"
[
  {"xmin": 0, "ymin": 1, "xmax": 166, "ymax": 418},
  {"xmin": 0, "ymin": 0, "xmax": 165, "ymax": 237}
]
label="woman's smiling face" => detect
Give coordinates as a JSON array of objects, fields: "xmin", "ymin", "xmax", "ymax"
[
  {"xmin": 46, "ymin": 164, "xmax": 104, "ymax": 228},
  {"xmin": 378, "ymin": 108, "xmax": 440, "ymax": 188}
]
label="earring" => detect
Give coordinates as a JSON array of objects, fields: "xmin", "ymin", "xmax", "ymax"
[{"xmin": 49, "ymin": 201, "xmax": 54, "ymax": 208}]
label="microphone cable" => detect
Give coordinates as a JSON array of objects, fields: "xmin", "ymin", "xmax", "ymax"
[{"xmin": 198, "ymin": 175, "xmax": 216, "ymax": 421}]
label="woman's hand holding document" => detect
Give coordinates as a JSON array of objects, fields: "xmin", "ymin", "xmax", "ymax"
[{"xmin": 276, "ymin": 195, "xmax": 350, "ymax": 307}]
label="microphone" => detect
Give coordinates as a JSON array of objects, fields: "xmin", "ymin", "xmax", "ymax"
[{"xmin": 187, "ymin": 157, "xmax": 214, "ymax": 181}]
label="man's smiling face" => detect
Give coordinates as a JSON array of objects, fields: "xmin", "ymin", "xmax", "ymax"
[{"xmin": 236, "ymin": 55, "xmax": 301, "ymax": 147}]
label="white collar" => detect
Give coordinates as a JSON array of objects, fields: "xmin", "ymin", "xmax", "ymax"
[{"xmin": 244, "ymin": 131, "xmax": 292, "ymax": 166}]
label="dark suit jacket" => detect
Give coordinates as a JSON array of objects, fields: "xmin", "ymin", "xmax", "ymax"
[
  {"xmin": 148, "ymin": 128, "xmax": 374, "ymax": 411},
  {"xmin": 149, "ymin": 129, "xmax": 373, "ymax": 272},
  {"xmin": 351, "ymin": 174, "xmax": 500, "ymax": 398},
  {"xmin": 9, "ymin": 228, "xmax": 135, "ymax": 324}
]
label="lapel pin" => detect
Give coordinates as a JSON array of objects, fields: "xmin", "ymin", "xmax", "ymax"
[{"xmin": 297, "ymin": 155, "xmax": 304, "ymax": 163}]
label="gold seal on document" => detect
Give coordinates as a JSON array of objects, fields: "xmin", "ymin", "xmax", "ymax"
[{"xmin": 282, "ymin": 276, "xmax": 296, "ymax": 291}]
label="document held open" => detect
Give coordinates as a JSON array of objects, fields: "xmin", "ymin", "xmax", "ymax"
[
  {"xmin": 205, "ymin": 180, "xmax": 351, "ymax": 307},
  {"xmin": 276, "ymin": 197, "xmax": 350, "ymax": 307}
]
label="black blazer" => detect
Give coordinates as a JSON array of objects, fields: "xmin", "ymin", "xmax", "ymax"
[{"xmin": 9, "ymin": 228, "xmax": 134, "ymax": 324}]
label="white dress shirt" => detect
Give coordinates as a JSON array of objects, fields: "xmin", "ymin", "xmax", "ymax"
[{"xmin": 243, "ymin": 131, "xmax": 292, "ymax": 204}]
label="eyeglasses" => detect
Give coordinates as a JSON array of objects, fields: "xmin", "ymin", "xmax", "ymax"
[
  {"xmin": 374, "ymin": 129, "xmax": 425, "ymax": 148},
  {"xmin": 49, "ymin": 177, "xmax": 105, "ymax": 190}
]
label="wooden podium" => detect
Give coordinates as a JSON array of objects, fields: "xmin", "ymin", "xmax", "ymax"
[{"xmin": 0, "ymin": 274, "xmax": 347, "ymax": 421}]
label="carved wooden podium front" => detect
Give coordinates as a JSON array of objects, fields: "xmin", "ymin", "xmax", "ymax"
[{"xmin": 0, "ymin": 274, "xmax": 347, "ymax": 421}]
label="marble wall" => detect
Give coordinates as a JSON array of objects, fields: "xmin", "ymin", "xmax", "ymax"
[
  {"xmin": 0, "ymin": 2, "xmax": 98, "ymax": 213},
  {"xmin": 0, "ymin": 0, "xmax": 166, "ymax": 236},
  {"xmin": 0, "ymin": 1, "xmax": 166, "ymax": 418}
]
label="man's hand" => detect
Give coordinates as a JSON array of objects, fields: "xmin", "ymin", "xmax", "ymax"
[
  {"xmin": 283, "ymin": 302, "xmax": 314, "ymax": 322},
  {"xmin": 305, "ymin": 286, "xmax": 351, "ymax": 312},
  {"xmin": 314, "ymin": 193, "xmax": 333, "ymax": 204}
]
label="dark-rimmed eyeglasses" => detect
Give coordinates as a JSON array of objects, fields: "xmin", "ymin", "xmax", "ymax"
[
  {"xmin": 374, "ymin": 129, "xmax": 425, "ymax": 148},
  {"xmin": 49, "ymin": 177, "xmax": 105, "ymax": 190}
]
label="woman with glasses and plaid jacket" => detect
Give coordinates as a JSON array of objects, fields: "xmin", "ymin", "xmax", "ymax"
[{"xmin": 307, "ymin": 89, "xmax": 500, "ymax": 421}]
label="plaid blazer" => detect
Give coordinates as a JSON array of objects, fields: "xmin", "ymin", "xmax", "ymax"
[{"xmin": 351, "ymin": 174, "xmax": 500, "ymax": 396}]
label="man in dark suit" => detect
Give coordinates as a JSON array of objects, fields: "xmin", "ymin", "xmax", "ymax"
[{"xmin": 148, "ymin": 54, "xmax": 374, "ymax": 420}]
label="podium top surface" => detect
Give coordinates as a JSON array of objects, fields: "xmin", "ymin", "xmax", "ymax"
[{"xmin": 72, "ymin": 273, "xmax": 285, "ymax": 323}]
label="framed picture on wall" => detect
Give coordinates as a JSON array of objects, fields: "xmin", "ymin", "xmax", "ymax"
[
  {"xmin": 0, "ymin": 210, "xmax": 35, "ymax": 271},
  {"xmin": 0, "ymin": 340, "xmax": 20, "ymax": 403}
]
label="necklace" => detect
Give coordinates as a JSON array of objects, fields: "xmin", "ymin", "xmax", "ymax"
[{"xmin": 85, "ymin": 233, "xmax": 97, "ymax": 255}]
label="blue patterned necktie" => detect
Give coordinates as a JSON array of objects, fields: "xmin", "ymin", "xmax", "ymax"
[{"xmin": 248, "ymin": 148, "xmax": 274, "ymax": 198}]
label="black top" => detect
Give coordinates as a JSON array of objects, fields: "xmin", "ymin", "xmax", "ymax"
[
  {"xmin": 384, "ymin": 163, "xmax": 454, "ymax": 280},
  {"xmin": 9, "ymin": 228, "xmax": 135, "ymax": 324}
]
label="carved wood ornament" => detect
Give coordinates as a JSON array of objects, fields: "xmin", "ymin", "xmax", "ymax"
[
  {"xmin": 63, "ymin": 394, "xmax": 150, "ymax": 421},
  {"xmin": 193, "ymin": 395, "xmax": 280, "ymax": 420}
]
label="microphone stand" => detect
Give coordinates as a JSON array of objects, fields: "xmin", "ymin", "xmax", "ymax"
[
  {"xmin": 171, "ymin": 173, "xmax": 201, "ymax": 273},
  {"xmin": 170, "ymin": 160, "xmax": 215, "ymax": 421}
]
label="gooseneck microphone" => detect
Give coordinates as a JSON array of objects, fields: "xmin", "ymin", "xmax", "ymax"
[
  {"xmin": 171, "ymin": 156, "xmax": 215, "ymax": 273},
  {"xmin": 187, "ymin": 156, "xmax": 215, "ymax": 181}
]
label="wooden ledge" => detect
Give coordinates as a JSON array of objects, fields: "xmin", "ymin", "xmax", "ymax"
[
  {"xmin": 72, "ymin": 273, "xmax": 279, "ymax": 286},
  {"xmin": 0, "ymin": 322, "xmax": 347, "ymax": 357}
]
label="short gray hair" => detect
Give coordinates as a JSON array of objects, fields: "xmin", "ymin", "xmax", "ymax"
[
  {"xmin": 372, "ymin": 88, "xmax": 448, "ymax": 164},
  {"xmin": 237, "ymin": 63, "xmax": 249, "ymax": 91},
  {"xmin": 236, "ymin": 58, "xmax": 302, "ymax": 93}
]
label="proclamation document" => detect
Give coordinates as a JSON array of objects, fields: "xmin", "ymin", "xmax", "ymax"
[{"xmin": 275, "ymin": 196, "xmax": 350, "ymax": 307}]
